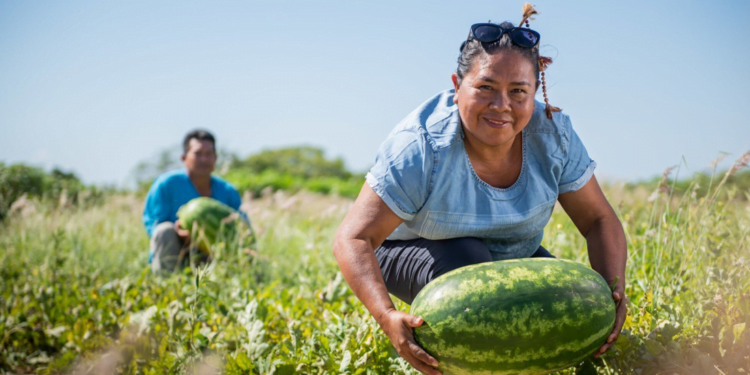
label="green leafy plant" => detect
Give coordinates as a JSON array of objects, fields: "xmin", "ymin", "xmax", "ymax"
[{"xmin": 1, "ymin": 156, "xmax": 749, "ymax": 373}]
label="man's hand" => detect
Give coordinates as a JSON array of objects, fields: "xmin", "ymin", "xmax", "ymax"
[
  {"xmin": 593, "ymin": 286, "xmax": 627, "ymax": 358},
  {"xmin": 379, "ymin": 309, "xmax": 442, "ymax": 375},
  {"xmin": 174, "ymin": 220, "xmax": 191, "ymax": 244}
]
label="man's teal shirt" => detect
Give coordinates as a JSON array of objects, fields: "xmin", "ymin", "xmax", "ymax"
[{"xmin": 142, "ymin": 169, "xmax": 243, "ymax": 261}]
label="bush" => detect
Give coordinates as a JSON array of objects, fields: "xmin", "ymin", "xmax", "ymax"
[
  {"xmin": 0, "ymin": 162, "xmax": 102, "ymax": 221},
  {"xmin": 223, "ymin": 169, "xmax": 364, "ymax": 198},
  {"xmin": 223, "ymin": 146, "xmax": 364, "ymax": 198},
  {"xmin": 231, "ymin": 146, "xmax": 352, "ymax": 180}
]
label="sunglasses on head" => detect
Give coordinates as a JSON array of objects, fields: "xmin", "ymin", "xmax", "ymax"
[{"xmin": 460, "ymin": 23, "xmax": 540, "ymax": 51}]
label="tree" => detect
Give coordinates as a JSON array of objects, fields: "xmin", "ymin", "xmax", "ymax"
[
  {"xmin": 232, "ymin": 146, "xmax": 351, "ymax": 179},
  {"xmin": 0, "ymin": 162, "xmax": 86, "ymax": 220}
]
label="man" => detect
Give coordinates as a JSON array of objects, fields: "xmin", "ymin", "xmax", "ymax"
[{"xmin": 143, "ymin": 129, "xmax": 243, "ymax": 272}]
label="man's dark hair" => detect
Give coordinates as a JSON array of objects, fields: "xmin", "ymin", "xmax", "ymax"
[{"xmin": 183, "ymin": 129, "xmax": 216, "ymax": 154}]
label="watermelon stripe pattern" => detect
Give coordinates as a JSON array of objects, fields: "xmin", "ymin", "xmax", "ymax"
[
  {"xmin": 176, "ymin": 197, "xmax": 240, "ymax": 255},
  {"xmin": 409, "ymin": 258, "xmax": 615, "ymax": 375}
]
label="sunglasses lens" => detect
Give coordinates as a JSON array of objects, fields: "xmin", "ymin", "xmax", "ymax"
[
  {"xmin": 510, "ymin": 29, "xmax": 539, "ymax": 47},
  {"xmin": 473, "ymin": 25, "xmax": 502, "ymax": 42}
]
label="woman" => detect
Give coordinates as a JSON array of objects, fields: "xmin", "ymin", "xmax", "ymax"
[{"xmin": 332, "ymin": 7, "xmax": 627, "ymax": 375}]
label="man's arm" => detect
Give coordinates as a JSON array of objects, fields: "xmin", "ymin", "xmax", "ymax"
[{"xmin": 143, "ymin": 179, "xmax": 171, "ymax": 237}]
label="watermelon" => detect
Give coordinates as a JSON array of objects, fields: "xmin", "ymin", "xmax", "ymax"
[
  {"xmin": 176, "ymin": 197, "xmax": 242, "ymax": 255},
  {"xmin": 409, "ymin": 258, "xmax": 615, "ymax": 375}
]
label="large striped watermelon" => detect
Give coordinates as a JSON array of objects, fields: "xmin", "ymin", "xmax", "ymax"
[
  {"xmin": 176, "ymin": 197, "xmax": 241, "ymax": 255},
  {"xmin": 409, "ymin": 258, "xmax": 615, "ymax": 375}
]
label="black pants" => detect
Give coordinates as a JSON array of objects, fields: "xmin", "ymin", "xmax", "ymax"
[{"xmin": 375, "ymin": 237, "xmax": 555, "ymax": 304}]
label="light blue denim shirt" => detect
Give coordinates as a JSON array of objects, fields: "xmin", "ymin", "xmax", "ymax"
[{"xmin": 366, "ymin": 89, "xmax": 596, "ymax": 261}]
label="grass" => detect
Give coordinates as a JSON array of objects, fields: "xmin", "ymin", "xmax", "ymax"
[{"xmin": 1, "ymin": 166, "xmax": 749, "ymax": 374}]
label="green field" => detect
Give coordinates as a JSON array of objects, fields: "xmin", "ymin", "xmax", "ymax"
[{"xmin": 1, "ymin": 170, "xmax": 749, "ymax": 374}]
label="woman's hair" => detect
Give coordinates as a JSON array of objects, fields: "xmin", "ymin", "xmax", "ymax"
[{"xmin": 455, "ymin": 21, "xmax": 540, "ymax": 87}]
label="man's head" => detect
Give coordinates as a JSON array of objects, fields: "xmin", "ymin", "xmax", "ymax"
[{"xmin": 181, "ymin": 129, "xmax": 217, "ymax": 177}]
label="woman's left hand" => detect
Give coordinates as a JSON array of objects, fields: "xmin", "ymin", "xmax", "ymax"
[{"xmin": 593, "ymin": 285, "xmax": 627, "ymax": 358}]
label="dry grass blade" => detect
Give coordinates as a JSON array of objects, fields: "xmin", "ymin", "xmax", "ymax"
[
  {"xmin": 708, "ymin": 153, "xmax": 729, "ymax": 169},
  {"xmin": 648, "ymin": 165, "xmax": 678, "ymax": 202},
  {"xmin": 729, "ymin": 150, "xmax": 750, "ymax": 175},
  {"xmin": 708, "ymin": 150, "xmax": 750, "ymax": 205}
]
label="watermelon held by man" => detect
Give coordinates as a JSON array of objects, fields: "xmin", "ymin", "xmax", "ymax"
[
  {"xmin": 409, "ymin": 258, "xmax": 616, "ymax": 375},
  {"xmin": 176, "ymin": 197, "xmax": 254, "ymax": 255}
]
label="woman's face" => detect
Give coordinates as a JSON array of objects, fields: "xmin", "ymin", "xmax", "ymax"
[{"xmin": 452, "ymin": 49, "xmax": 537, "ymax": 150}]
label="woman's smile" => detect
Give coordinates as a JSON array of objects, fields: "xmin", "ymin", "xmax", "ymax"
[{"xmin": 484, "ymin": 117, "xmax": 512, "ymax": 128}]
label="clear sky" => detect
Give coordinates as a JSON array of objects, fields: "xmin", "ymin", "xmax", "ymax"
[{"xmin": 1, "ymin": 1, "xmax": 749, "ymax": 186}]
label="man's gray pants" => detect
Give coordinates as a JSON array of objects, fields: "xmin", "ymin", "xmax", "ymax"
[{"xmin": 151, "ymin": 222, "xmax": 186, "ymax": 273}]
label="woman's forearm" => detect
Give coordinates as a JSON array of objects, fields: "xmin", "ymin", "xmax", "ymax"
[
  {"xmin": 585, "ymin": 214, "xmax": 627, "ymax": 290},
  {"xmin": 333, "ymin": 236, "xmax": 397, "ymax": 324},
  {"xmin": 333, "ymin": 183, "xmax": 408, "ymax": 325}
]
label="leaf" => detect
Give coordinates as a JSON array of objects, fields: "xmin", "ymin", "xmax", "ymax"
[
  {"xmin": 129, "ymin": 305, "xmax": 158, "ymax": 337},
  {"xmin": 193, "ymin": 333, "xmax": 209, "ymax": 350},
  {"xmin": 613, "ymin": 330, "xmax": 633, "ymax": 353},
  {"xmin": 733, "ymin": 322, "xmax": 746, "ymax": 344},
  {"xmin": 233, "ymin": 352, "xmax": 254, "ymax": 371},
  {"xmin": 575, "ymin": 359, "xmax": 598, "ymax": 375},
  {"xmin": 45, "ymin": 326, "xmax": 67, "ymax": 337},
  {"xmin": 275, "ymin": 363, "xmax": 297, "ymax": 375},
  {"xmin": 339, "ymin": 350, "xmax": 352, "ymax": 372},
  {"xmin": 644, "ymin": 340, "xmax": 665, "ymax": 357}
]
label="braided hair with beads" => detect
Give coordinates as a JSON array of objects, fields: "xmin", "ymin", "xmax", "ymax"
[{"xmin": 521, "ymin": 3, "xmax": 561, "ymax": 119}]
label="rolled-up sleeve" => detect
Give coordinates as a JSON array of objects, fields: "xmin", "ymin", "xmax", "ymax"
[
  {"xmin": 142, "ymin": 180, "xmax": 170, "ymax": 238},
  {"xmin": 365, "ymin": 129, "xmax": 434, "ymax": 221},
  {"xmin": 559, "ymin": 115, "xmax": 596, "ymax": 194}
]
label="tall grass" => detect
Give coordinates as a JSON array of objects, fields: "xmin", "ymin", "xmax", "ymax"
[
  {"xmin": 546, "ymin": 156, "xmax": 750, "ymax": 373},
  {"xmin": 1, "ymin": 161, "xmax": 749, "ymax": 374}
]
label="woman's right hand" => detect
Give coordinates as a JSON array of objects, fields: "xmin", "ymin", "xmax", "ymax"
[
  {"xmin": 379, "ymin": 309, "xmax": 442, "ymax": 375},
  {"xmin": 333, "ymin": 183, "xmax": 439, "ymax": 374}
]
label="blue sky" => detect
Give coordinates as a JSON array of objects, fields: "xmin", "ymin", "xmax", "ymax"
[{"xmin": 1, "ymin": 1, "xmax": 749, "ymax": 186}]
